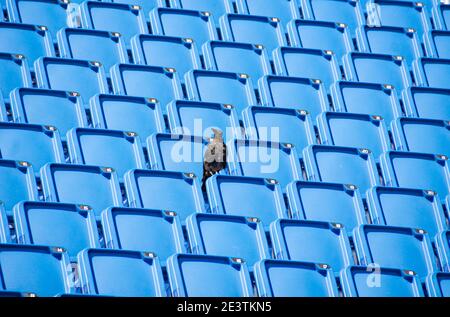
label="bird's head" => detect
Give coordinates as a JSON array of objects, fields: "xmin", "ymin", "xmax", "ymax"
[{"xmin": 211, "ymin": 128, "xmax": 223, "ymax": 140}]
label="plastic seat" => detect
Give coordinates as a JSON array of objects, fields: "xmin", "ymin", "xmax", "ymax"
[
  {"xmin": 424, "ymin": 30, "xmax": 450, "ymax": 59},
  {"xmin": 0, "ymin": 202, "xmax": 9, "ymax": 242},
  {"xmin": 10, "ymin": 88, "xmax": 88, "ymax": 141},
  {"xmin": 341, "ymin": 266, "xmax": 424, "ymax": 297},
  {"xmin": 0, "ymin": 53, "xmax": 32, "ymax": 101},
  {"xmin": 167, "ymin": 254, "xmax": 253, "ymax": 297},
  {"xmin": 317, "ymin": 112, "xmax": 391, "ymax": 161},
  {"xmin": 206, "ymin": 175, "xmax": 288, "ymax": 231},
  {"xmin": 403, "ymin": 87, "xmax": 450, "ymax": 121},
  {"xmin": 436, "ymin": 231, "xmax": 450, "ymax": 272},
  {"xmin": 124, "ymin": 169, "xmax": 205, "ymax": 224},
  {"xmin": 303, "ymin": 145, "xmax": 380, "ymax": 195},
  {"xmin": 90, "ymin": 94, "xmax": 164, "ymax": 144},
  {"xmin": 380, "ymin": 151, "xmax": 450, "ymax": 200},
  {"xmin": 413, "ymin": 57, "xmax": 450, "ymax": 89},
  {"xmin": 426, "ymin": 272, "xmax": 450, "ymax": 297},
  {"xmin": 343, "ymin": 52, "xmax": 412, "ymax": 93},
  {"xmin": 354, "ymin": 224, "xmax": 438, "ymax": 280},
  {"xmin": 174, "ymin": 0, "xmax": 234, "ymax": 25},
  {"xmin": 270, "ymin": 219, "xmax": 354, "ymax": 275},
  {"xmin": 331, "ymin": 81, "xmax": 403, "ymax": 126},
  {"xmin": 78, "ymin": 249, "xmax": 166, "ymax": 297},
  {"xmin": 236, "ymin": 0, "xmax": 301, "ymax": 28},
  {"xmin": 286, "ymin": 181, "xmax": 366, "ymax": 237},
  {"xmin": 41, "ymin": 163, "xmax": 123, "ymax": 219},
  {"xmin": 110, "ymin": 0, "xmax": 165, "ymax": 17},
  {"xmin": 433, "ymin": 2, "xmax": 450, "ymax": 30},
  {"xmin": 14, "ymin": 201, "xmax": 99, "ymax": 260},
  {"xmin": 254, "ymin": 260, "xmax": 339, "ymax": 297},
  {"xmin": 101, "ymin": 207, "xmax": 185, "ymax": 265},
  {"xmin": 186, "ymin": 213, "xmax": 270, "ymax": 268},
  {"xmin": 273, "ymin": 47, "xmax": 341, "ymax": 91}
]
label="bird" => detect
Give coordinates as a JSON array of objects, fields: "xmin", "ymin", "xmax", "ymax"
[{"xmin": 202, "ymin": 128, "xmax": 227, "ymax": 191}]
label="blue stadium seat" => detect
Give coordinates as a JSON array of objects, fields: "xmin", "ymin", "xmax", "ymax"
[
  {"xmin": 150, "ymin": 8, "xmax": 218, "ymax": 49},
  {"xmin": 367, "ymin": 186, "xmax": 447, "ymax": 240},
  {"xmin": 185, "ymin": 70, "xmax": 257, "ymax": 116},
  {"xmin": 228, "ymin": 139, "xmax": 303, "ymax": 189},
  {"xmin": 41, "ymin": 163, "xmax": 123, "ymax": 219},
  {"xmin": 131, "ymin": 34, "xmax": 202, "ymax": 80},
  {"xmin": 0, "ymin": 244, "xmax": 73, "ymax": 296},
  {"xmin": 167, "ymin": 100, "xmax": 242, "ymax": 141},
  {"xmin": 90, "ymin": 94, "xmax": 165, "ymax": 144},
  {"xmin": 303, "ymin": 145, "xmax": 380, "ymax": 195},
  {"xmin": 0, "ymin": 53, "xmax": 32, "ymax": 101},
  {"xmin": 270, "ymin": 219, "xmax": 354, "ymax": 275},
  {"xmin": 424, "ymin": 30, "xmax": 450, "ymax": 59},
  {"xmin": 426, "ymin": 272, "xmax": 450, "ymax": 297},
  {"xmin": 0, "ymin": 92, "xmax": 6, "ymax": 121},
  {"xmin": 109, "ymin": 0, "xmax": 166, "ymax": 17},
  {"xmin": 354, "ymin": 224, "xmax": 438, "ymax": 280},
  {"xmin": 392, "ymin": 118, "xmax": 450, "ymax": 157},
  {"xmin": 340, "ymin": 266, "xmax": 424, "ymax": 297},
  {"xmin": 402, "ymin": 87, "xmax": 450, "ymax": 120},
  {"xmin": 167, "ymin": 254, "xmax": 253, "ymax": 297},
  {"xmin": 0, "ymin": 122, "xmax": 64, "ymax": 175},
  {"xmin": 124, "ymin": 169, "xmax": 206, "ymax": 224},
  {"xmin": 57, "ymin": 28, "xmax": 128, "ymax": 74},
  {"xmin": 80, "ymin": 1, "xmax": 148, "ymax": 45},
  {"xmin": 110, "ymin": 64, "xmax": 183, "ymax": 112},
  {"xmin": 436, "ymin": 231, "xmax": 450, "ymax": 272},
  {"xmin": 254, "ymin": 260, "xmax": 339, "ymax": 297},
  {"xmin": 258, "ymin": 75, "xmax": 329, "ymax": 119},
  {"xmin": 206, "ymin": 175, "xmax": 288, "ymax": 231},
  {"xmin": 432, "ymin": 1, "xmax": 450, "ymax": 30},
  {"xmin": 186, "ymin": 213, "xmax": 270, "ymax": 268},
  {"xmin": 243, "ymin": 106, "xmax": 316, "ymax": 158},
  {"xmin": 10, "ymin": 88, "xmax": 88, "ymax": 141},
  {"xmin": 13, "ymin": 201, "xmax": 99, "ymax": 260},
  {"xmin": 413, "ymin": 57, "xmax": 450, "ymax": 89},
  {"xmin": 343, "ymin": 52, "xmax": 412, "ymax": 93},
  {"xmin": 173, "ymin": 0, "xmax": 234, "ymax": 25},
  {"xmin": 67, "ymin": 128, "xmax": 146, "ymax": 179},
  {"xmin": 101, "ymin": 207, "xmax": 185, "ymax": 265},
  {"xmin": 356, "ymin": 26, "xmax": 422, "ymax": 68},
  {"xmin": 273, "ymin": 47, "xmax": 341, "ymax": 91},
  {"xmin": 203, "ymin": 41, "xmax": 271, "ymax": 87},
  {"xmin": 78, "ymin": 249, "xmax": 166, "ymax": 296},
  {"xmin": 317, "ymin": 112, "xmax": 391, "ymax": 160},
  {"xmin": 220, "ymin": 14, "xmax": 286, "ymax": 55},
  {"xmin": 286, "ymin": 181, "xmax": 366, "ymax": 237},
  {"xmin": 0, "ymin": 205, "xmax": 7, "ymax": 242},
  {"xmin": 380, "ymin": 151, "xmax": 450, "ymax": 200},
  {"xmin": 287, "ymin": 20, "xmax": 353, "ymax": 63},
  {"xmin": 237, "ymin": 0, "xmax": 301, "ymax": 27},
  {"xmin": 331, "ymin": 81, "xmax": 402, "ymax": 126},
  {"xmin": 34, "ymin": 57, "xmax": 109, "ymax": 109}
]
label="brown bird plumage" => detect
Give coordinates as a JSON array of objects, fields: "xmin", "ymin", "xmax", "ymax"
[{"xmin": 202, "ymin": 128, "xmax": 227, "ymax": 191}]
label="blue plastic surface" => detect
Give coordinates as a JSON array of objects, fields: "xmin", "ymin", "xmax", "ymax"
[
  {"xmin": 402, "ymin": 87, "xmax": 450, "ymax": 121},
  {"xmin": 424, "ymin": 30, "xmax": 450, "ymax": 58},
  {"xmin": 413, "ymin": 57, "xmax": 450, "ymax": 89},
  {"xmin": 174, "ymin": 0, "xmax": 234, "ymax": 25},
  {"xmin": 0, "ymin": 53, "xmax": 32, "ymax": 101},
  {"xmin": 236, "ymin": 0, "xmax": 301, "ymax": 27},
  {"xmin": 436, "ymin": 231, "xmax": 450, "ymax": 272},
  {"xmin": 426, "ymin": 272, "xmax": 450, "ymax": 297},
  {"xmin": 433, "ymin": 2, "xmax": 450, "ymax": 31}
]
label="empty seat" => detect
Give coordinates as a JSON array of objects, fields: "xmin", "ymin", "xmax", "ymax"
[
  {"xmin": 343, "ymin": 52, "xmax": 412, "ymax": 93},
  {"xmin": 237, "ymin": 0, "xmax": 301, "ymax": 27},
  {"xmin": 380, "ymin": 151, "xmax": 450, "ymax": 200},
  {"xmin": 220, "ymin": 14, "xmax": 286, "ymax": 55},
  {"xmin": 354, "ymin": 224, "xmax": 438, "ymax": 280},
  {"xmin": 317, "ymin": 112, "xmax": 391, "ymax": 160},
  {"xmin": 110, "ymin": 0, "xmax": 165, "ymax": 17},
  {"xmin": 124, "ymin": 169, "xmax": 206, "ymax": 224},
  {"xmin": 424, "ymin": 30, "xmax": 450, "ymax": 58},
  {"xmin": 131, "ymin": 34, "xmax": 202, "ymax": 80},
  {"xmin": 258, "ymin": 75, "xmax": 329, "ymax": 119},
  {"xmin": 101, "ymin": 207, "xmax": 185, "ymax": 265},
  {"xmin": 90, "ymin": 94, "xmax": 165, "ymax": 144},
  {"xmin": 273, "ymin": 47, "xmax": 341, "ymax": 91},
  {"xmin": 426, "ymin": 272, "xmax": 450, "ymax": 297},
  {"xmin": 14, "ymin": 201, "xmax": 99, "ymax": 260},
  {"xmin": 185, "ymin": 70, "xmax": 257, "ymax": 116},
  {"xmin": 35, "ymin": 57, "xmax": 109, "ymax": 109},
  {"xmin": 174, "ymin": 0, "xmax": 234, "ymax": 25},
  {"xmin": 57, "ymin": 28, "xmax": 128, "ymax": 73},
  {"xmin": 80, "ymin": 1, "xmax": 148, "ymax": 45},
  {"xmin": 270, "ymin": 219, "xmax": 354, "ymax": 275},
  {"xmin": 0, "ymin": 204, "xmax": 8, "ymax": 242},
  {"xmin": 402, "ymin": 87, "xmax": 450, "ymax": 121},
  {"xmin": 331, "ymin": 81, "xmax": 403, "ymax": 125},
  {"xmin": 167, "ymin": 254, "xmax": 253, "ymax": 297},
  {"xmin": 78, "ymin": 249, "xmax": 165, "ymax": 297},
  {"xmin": 0, "ymin": 244, "xmax": 73, "ymax": 296},
  {"xmin": 392, "ymin": 118, "xmax": 450, "ymax": 157},
  {"xmin": 110, "ymin": 64, "xmax": 183, "ymax": 111},
  {"xmin": 0, "ymin": 53, "xmax": 32, "ymax": 101},
  {"xmin": 303, "ymin": 145, "xmax": 380, "ymax": 195},
  {"xmin": 436, "ymin": 231, "xmax": 450, "ymax": 271},
  {"xmin": 286, "ymin": 181, "xmax": 366, "ymax": 237},
  {"xmin": 413, "ymin": 57, "xmax": 450, "ymax": 89},
  {"xmin": 186, "ymin": 213, "xmax": 270, "ymax": 268},
  {"xmin": 41, "ymin": 163, "xmax": 123, "ymax": 219},
  {"xmin": 367, "ymin": 186, "xmax": 447, "ymax": 239},
  {"xmin": 206, "ymin": 175, "xmax": 288, "ymax": 230},
  {"xmin": 433, "ymin": 2, "xmax": 450, "ymax": 30},
  {"xmin": 0, "ymin": 122, "xmax": 64, "ymax": 174},
  {"xmin": 341, "ymin": 266, "xmax": 424, "ymax": 297},
  {"xmin": 150, "ymin": 8, "xmax": 218, "ymax": 49},
  {"xmin": 10, "ymin": 88, "xmax": 88, "ymax": 141},
  {"xmin": 254, "ymin": 260, "xmax": 339, "ymax": 297}
]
